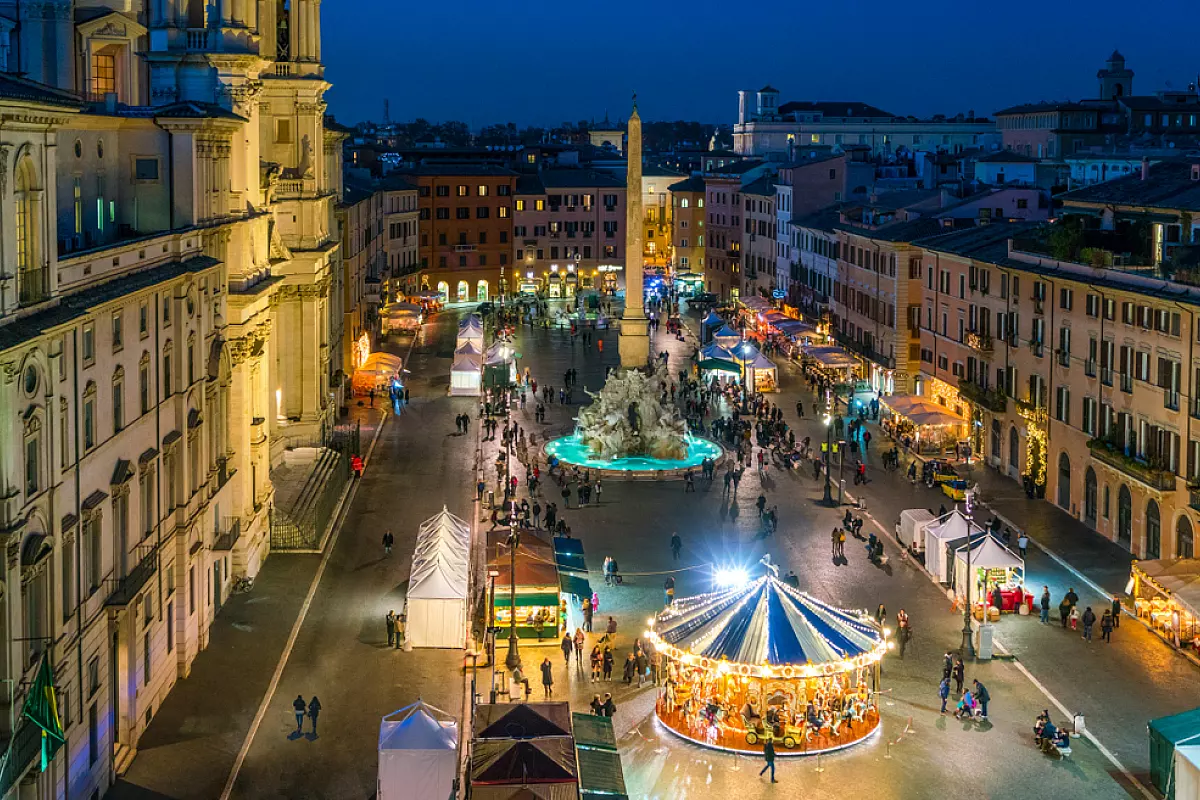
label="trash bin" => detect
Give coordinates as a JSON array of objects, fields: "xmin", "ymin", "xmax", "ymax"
[
  {"xmin": 976, "ymin": 623, "xmax": 995, "ymax": 660},
  {"xmin": 487, "ymin": 490, "xmax": 495, "ymax": 508}
]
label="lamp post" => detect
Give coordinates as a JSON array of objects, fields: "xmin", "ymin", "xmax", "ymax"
[
  {"xmin": 822, "ymin": 415, "xmax": 834, "ymax": 506},
  {"xmin": 488, "ymin": 569, "xmax": 500, "ymax": 701},
  {"xmin": 960, "ymin": 520, "xmax": 977, "ymax": 659},
  {"xmin": 504, "ymin": 529, "xmax": 523, "ymax": 670},
  {"xmin": 739, "ymin": 337, "xmax": 751, "ymax": 414}
]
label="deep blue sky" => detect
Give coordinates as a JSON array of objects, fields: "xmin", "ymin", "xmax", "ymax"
[{"xmin": 322, "ymin": 0, "xmax": 1195, "ymax": 129}]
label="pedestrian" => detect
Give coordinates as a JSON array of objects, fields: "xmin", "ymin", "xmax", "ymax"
[
  {"xmin": 602, "ymin": 647, "xmax": 614, "ymax": 680},
  {"xmin": 1059, "ymin": 596, "xmax": 1071, "ymax": 628},
  {"xmin": 308, "ymin": 696, "xmax": 322, "ymax": 735},
  {"xmin": 758, "ymin": 737, "xmax": 777, "ymax": 782},
  {"xmin": 1040, "ymin": 586, "xmax": 1051, "ymax": 624},
  {"xmin": 477, "ymin": 480, "xmax": 486, "ymax": 501},
  {"xmin": 875, "ymin": 603, "xmax": 887, "ymax": 627},
  {"xmin": 394, "ymin": 610, "xmax": 405, "ymax": 648},
  {"xmin": 837, "ymin": 528, "xmax": 846, "ymax": 558},
  {"xmin": 831, "ymin": 528, "xmax": 840, "ymax": 558},
  {"xmin": 582, "ymin": 596, "xmax": 593, "ymax": 632},
  {"xmin": 623, "ymin": 653, "xmax": 636, "ymax": 684},
  {"xmin": 1111, "ymin": 595, "xmax": 1122, "ymax": 628},
  {"xmin": 1100, "ymin": 609, "xmax": 1114, "ymax": 642},
  {"xmin": 972, "ymin": 680, "xmax": 990, "ymax": 719},
  {"xmin": 664, "ymin": 576, "xmax": 675, "ymax": 606},
  {"xmin": 670, "ymin": 532, "xmax": 682, "ymax": 560},
  {"xmin": 1069, "ymin": 604, "xmax": 1080, "ymax": 631},
  {"xmin": 601, "ymin": 692, "xmax": 616, "ymax": 717},
  {"xmin": 541, "ymin": 657, "xmax": 554, "ymax": 697},
  {"xmin": 1065, "ymin": 586, "xmax": 1079, "ymax": 608},
  {"xmin": 293, "ymin": 695, "xmax": 307, "ymax": 733},
  {"xmin": 1081, "ymin": 606, "xmax": 1096, "ymax": 641},
  {"xmin": 386, "ymin": 610, "xmax": 396, "ymax": 647},
  {"xmin": 1017, "ymin": 531, "xmax": 1029, "ymax": 559},
  {"xmin": 590, "ymin": 694, "xmax": 604, "ymax": 715},
  {"xmin": 756, "ymin": 494, "xmax": 767, "ymax": 518},
  {"xmin": 561, "ymin": 632, "xmax": 573, "ymax": 665},
  {"xmin": 938, "ymin": 676, "xmax": 951, "ymax": 714},
  {"xmin": 590, "ymin": 647, "xmax": 602, "ymax": 681},
  {"xmin": 574, "ymin": 628, "xmax": 585, "ymax": 662},
  {"xmin": 952, "ymin": 656, "xmax": 965, "ymax": 695},
  {"xmin": 594, "ymin": 480, "xmax": 602, "ymax": 504},
  {"xmin": 382, "ymin": 529, "xmax": 394, "ymax": 555},
  {"xmin": 684, "ymin": 471, "xmax": 695, "ymax": 492}
]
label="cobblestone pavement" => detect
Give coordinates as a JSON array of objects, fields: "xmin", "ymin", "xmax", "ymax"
[
  {"xmin": 491, "ymin": 300, "xmax": 1195, "ymax": 799},
  {"xmin": 108, "ymin": 299, "xmax": 1198, "ymax": 799}
]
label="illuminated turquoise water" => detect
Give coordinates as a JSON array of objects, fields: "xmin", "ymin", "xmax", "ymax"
[{"xmin": 544, "ymin": 433, "xmax": 722, "ymax": 471}]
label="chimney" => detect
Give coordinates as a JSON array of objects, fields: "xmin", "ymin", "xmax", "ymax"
[{"xmin": 1141, "ymin": 156, "xmax": 1150, "ymax": 181}]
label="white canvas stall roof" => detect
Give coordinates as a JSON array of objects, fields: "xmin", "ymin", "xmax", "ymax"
[
  {"xmin": 379, "ymin": 701, "xmax": 458, "ymax": 750},
  {"xmin": 700, "ymin": 343, "xmax": 737, "ymax": 360},
  {"xmin": 363, "ymin": 352, "xmax": 403, "ymax": 372},
  {"xmin": 419, "ymin": 507, "xmax": 471, "ymax": 539},
  {"xmin": 455, "ymin": 341, "xmax": 482, "ymax": 356},
  {"xmin": 713, "ymin": 325, "xmax": 741, "ymax": 342},
  {"xmin": 954, "ymin": 535, "xmax": 1023, "ymax": 570},
  {"xmin": 413, "ymin": 536, "xmax": 468, "ymax": 571},
  {"xmin": 741, "ymin": 296, "xmax": 771, "ymax": 311},
  {"xmin": 409, "ymin": 556, "xmax": 467, "ymax": 600},
  {"xmin": 485, "ymin": 342, "xmax": 516, "ymax": 365},
  {"xmin": 925, "ymin": 509, "xmax": 980, "ymax": 542},
  {"xmin": 451, "ymin": 353, "xmax": 482, "ymax": 371},
  {"xmin": 382, "ymin": 302, "xmax": 422, "ymax": 316},
  {"xmin": 805, "ymin": 346, "xmax": 857, "ymax": 369},
  {"xmin": 882, "ymin": 395, "xmax": 964, "ymax": 427},
  {"xmin": 746, "ymin": 352, "xmax": 775, "ymax": 370},
  {"xmin": 459, "ymin": 315, "xmax": 483, "ymax": 331}
]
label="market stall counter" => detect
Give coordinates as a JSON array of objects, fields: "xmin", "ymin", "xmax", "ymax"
[
  {"xmin": 487, "ymin": 528, "xmax": 565, "ymax": 643},
  {"xmin": 1131, "ymin": 558, "xmax": 1200, "ymax": 655}
]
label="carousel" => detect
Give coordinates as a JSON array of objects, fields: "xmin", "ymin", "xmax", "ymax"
[{"xmin": 647, "ymin": 565, "xmax": 890, "ymax": 755}]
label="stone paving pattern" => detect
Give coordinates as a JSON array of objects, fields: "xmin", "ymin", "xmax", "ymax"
[{"xmin": 106, "ymin": 301, "xmax": 1200, "ymax": 800}]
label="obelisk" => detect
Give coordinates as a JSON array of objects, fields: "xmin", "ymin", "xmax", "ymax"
[{"xmin": 619, "ymin": 95, "xmax": 650, "ymax": 368}]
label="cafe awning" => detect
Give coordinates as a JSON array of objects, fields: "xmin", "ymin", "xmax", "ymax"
[
  {"xmin": 1135, "ymin": 558, "xmax": 1200, "ymax": 618},
  {"xmin": 741, "ymin": 296, "xmax": 771, "ymax": 312},
  {"xmin": 881, "ymin": 394, "xmax": 965, "ymax": 427},
  {"xmin": 804, "ymin": 345, "xmax": 857, "ymax": 369}
]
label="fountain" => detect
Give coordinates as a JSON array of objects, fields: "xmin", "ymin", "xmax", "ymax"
[{"xmin": 543, "ymin": 364, "xmax": 723, "ymax": 477}]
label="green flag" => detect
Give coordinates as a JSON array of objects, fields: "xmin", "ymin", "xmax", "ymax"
[{"xmin": 23, "ymin": 657, "xmax": 64, "ymax": 771}]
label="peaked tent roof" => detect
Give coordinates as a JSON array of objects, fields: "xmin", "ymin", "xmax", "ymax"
[
  {"xmin": 474, "ymin": 702, "xmax": 572, "ymax": 740},
  {"xmin": 925, "ymin": 509, "xmax": 982, "ymax": 542},
  {"xmin": 420, "ymin": 506, "xmax": 471, "ymax": 540},
  {"xmin": 702, "ymin": 311, "xmax": 724, "ymax": 328},
  {"xmin": 712, "ymin": 325, "xmax": 741, "ymax": 342},
  {"xmin": 955, "ymin": 533, "xmax": 1022, "ymax": 569},
  {"xmin": 470, "ymin": 739, "xmax": 577, "ymax": 785},
  {"xmin": 379, "ymin": 701, "xmax": 459, "ymax": 751},
  {"xmin": 652, "ymin": 576, "xmax": 884, "ymax": 669},
  {"xmin": 409, "ymin": 556, "xmax": 467, "ymax": 600}
]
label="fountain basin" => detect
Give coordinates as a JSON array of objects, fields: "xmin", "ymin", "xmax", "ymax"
[{"xmin": 543, "ymin": 432, "xmax": 724, "ymax": 480}]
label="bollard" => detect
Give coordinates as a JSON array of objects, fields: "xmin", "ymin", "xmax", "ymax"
[
  {"xmin": 884, "ymin": 740, "xmax": 892, "ymax": 759},
  {"xmin": 814, "ymin": 752, "xmax": 824, "ymax": 773}
]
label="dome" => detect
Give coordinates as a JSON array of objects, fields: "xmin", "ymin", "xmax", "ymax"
[{"xmin": 650, "ymin": 576, "xmax": 884, "ymax": 671}]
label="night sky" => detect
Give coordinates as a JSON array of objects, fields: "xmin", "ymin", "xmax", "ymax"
[{"xmin": 322, "ymin": 0, "xmax": 1196, "ymax": 128}]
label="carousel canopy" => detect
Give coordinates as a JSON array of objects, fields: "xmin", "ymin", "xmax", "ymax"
[
  {"xmin": 713, "ymin": 325, "xmax": 741, "ymax": 343},
  {"xmin": 702, "ymin": 311, "xmax": 723, "ymax": 328},
  {"xmin": 652, "ymin": 576, "xmax": 883, "ymax": 669}
]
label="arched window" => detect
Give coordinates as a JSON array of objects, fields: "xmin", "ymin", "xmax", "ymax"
[
  {"xmin": 1117, "ymin": 485, "xmax": 1133, "ymax": 548},
  {"xmin": 1146, "ymin": 500, "xmax": 1161, "ymax": 558},
  {"xmin": 24, "ymin": 414, "xmax": 42, "ymax": 497},
  {"xmin": 1178, "ymin": 517, "xmax": 1194, "ymax": 559},
  {"xmin": 21, "ymin": 532, "xmax": 51, "ymax": 666},
  {"xmin": 1057, "ymin": 452, "xmax": 1071, "ymax": 509},
  {"xmin": 1084, "ymin": 467, "xmax": 1097, "ymax": 527},
  {"xmin": 15, "ymin": 155, "xmax": 46, "ymax": 306}
]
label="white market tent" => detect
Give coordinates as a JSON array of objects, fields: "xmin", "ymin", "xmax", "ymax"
[
  {"xmin": 1175, "ymin": 745, "xmax": 1200, "ymax": 800},
  {"xmin": 450, "ymin": 349, "xmax": 482, "ymax": 396},
  {"xmin": 381, "ymin": 302, "xmax": 423, "ymax": 334},
  {"xmin": 406, "ymin": 507, "xmax": 470, "ymax": 648},
  {"xmin": 953, "ymin": 534, "xmax": 1024, "ymax": 600},
  {"xmin": 378, "ymin": 701, "xmax": 459, "ymax": 800},
  {"xmin": 353, "ymin": 352, "xmax": 403, "ymax": 395},
  {"xmin": 923, "ymin": 509, "xmax": 985, "ymax": 583},
  {"xmin": 457, "ymin": 316, "xmax": 485, "ymax": 349}
]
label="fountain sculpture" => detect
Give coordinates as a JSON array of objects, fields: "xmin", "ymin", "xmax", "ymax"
[{"xmin": 576, "ymin": 364, "xmax": 688, "ymax": 460}]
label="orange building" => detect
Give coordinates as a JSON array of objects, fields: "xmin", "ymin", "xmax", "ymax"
[{"xmin": 409, "ymin": 165, "xmax": 518, "ymax": 303}]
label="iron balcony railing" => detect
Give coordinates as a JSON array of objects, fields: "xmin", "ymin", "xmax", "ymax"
[
  {"xmin": 105, "ymin": 542, "xmax": 159, "ymax": 606},
  {"xmin": 213, "ymin": 517, "xmax": 241, "ymax": 551}
]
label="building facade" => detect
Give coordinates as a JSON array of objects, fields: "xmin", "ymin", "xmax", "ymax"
[
  {"xmin": 0, "ymin": 1, "xmax": 340, "ymax": 797},
  {"xmin": 668, "ymin": 176, "xmax": 706, "ymax": 282},
  {"xmin": 704, "ymin": 176, "xmax": 744, "ymax": 301},
  {"xmin": 412, "ymin": 166, "xmax": 518, "ymax": 303},
  {"xmin": 741, "ymin": 176, "xmax": 777, "ymax": 299}
]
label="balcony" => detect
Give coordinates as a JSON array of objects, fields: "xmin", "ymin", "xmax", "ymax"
[
  {"xmin": 454, "ymin": 244, "xmax": 477, "ymax": 253},
  {"xmin": 1165, "ymin": 388, "xmax": 1181, "ymax": 412},
  {"xmin": 1190, "ymin": 489, "xmax": 1200, "ymax": 513},
  {"xmin": 1029, "ymin": 340, "xmax": 1044, "ymax": 358},
  {"xmin": 1084, "ymin": 359, "xmax": 1097, "ymax": 378},
  {"xmin": 17, "ymin": 267, "xmax": 49, "ymax": 307},
  {"xmin": 965, "ymin": 331, "xmax": 993, "ymax": 355},
  {"xmin": 1087, "ymin": 439, "xmax": 1177, "ymax": 491},
  {"xmin": 185, "ymin": 28, "xmax": 211, "ymax": 50},
  {"xmin": 215, "ymin": 455, "xmax": 235, "ymax": 490},
  {"xmin": 1033, "ymin": 297, "xmax": 1045, "ymax": 315},
  {"xmin": 1120, "ymin": 373, "xmax": 1133, "ymax": 393},
  {"xmin": 835, "ymin": 332, "xmax": 896, "ymax": 369},
  {"xmin": 105, "ymin": 543, "xmax": 160, "ymax": 607},
  {"xmin": 1057, "ymin": 349, "xmax": 1071, "ymax": 368},
  {"xmin": 958, "ymin": 379, "xmax": 1007, "ymax": 413},
  {"xmin": 213, "ymin": 517, "xmax": 241, "ymax": 551},
  {"xmin": 1101, "ymin": 367, "xmax": 1113, "ymax": 386}
]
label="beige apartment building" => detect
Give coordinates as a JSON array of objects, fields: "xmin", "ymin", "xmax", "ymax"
[{"xmin": 668, "ymin": 175, "xmax": 706, "ymax": 284}]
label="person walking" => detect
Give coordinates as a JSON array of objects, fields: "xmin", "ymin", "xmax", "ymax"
[
  {"xmin": 1111, "ymin": 595, "xmax": 1122, "ymax": 629},
  {"xmin": 541, "ymin": 657, "xmax": 554, "ymax": 698},
  {"xmin": 382, "ymin": 529, "xmax": 394, "ymax": 555},
  {"xmin": 1081, "ymin": 606, "xmax": 1096, "ymax": 641},
  {"xmin": 1040, "ymin": 586, "xmax": 1051, "ymax": 624},
  {"xmin": 952, "ymin": 656, "xmax": 965, "ymax": 695},
  {"xmin": 561, "ymin": 632, "xmax": 573, "ymax": 665},
  {"xmin": 1059, "ymin": 595, "xmax": 1072, "ymax": 628},
  {"xmin": 308, "ymin": 696, "xmax": 322, "ymax": 735},
  {"xmin": 758, "ymin": 737, "xmax": 777, "ymax": 782},
  {"xmin": 293, "ymin": 695, "xmax": 307, "ymax": 733},
  {"xmin": 394, "ymin": 610, "xmax": 405, "ymax": 648},
  {"xmin": 623, "ymin": 653, "xmax": 636, "ymax": 684},
  {"xmin": 582, "ymin": 596, "xmax": 593, "ymax": 632},
  {"xmin": 831, "ymin": 528, "xmax": 840, "ymax": 558},
  {"xmin": 386, "ymin": 610, "xmax": 396, "ymax": 647},
  {"xmin": 590, "ymin": 647, "xmax": 602, "ymax": 682},
  {"xmin": 670, "ymin": 532, "xmax": 682, "ymax": 560},
  {"xmin": 1100, "ymin": 609, "xmax": 1114, "ymax": 642},
  {"xmin": 602, "ymin": 647, "xmax": 614, "ymax": 680},
  {"xmin": 938, "ymin": 676, "xmax": 951, "ymax": 714},
  {"xmin": 574, "ymin": 628, "xmax": 585, "ymax": 666},
  {"xmin": 837, "ymin": 528, "xmax": 846, "ymax": 558},
  {"xmin": 972, "ymin": 680, "xmax": 990, "ymax": 719},
  {"xmin": 1017, "ymin": 532, "xmax": 1029, "ymax": 559},
  {"xmin": 601, "ymin": 692, "xmax": 616, "ymax": 717},
  {"xmin": 664, "ymin": 576, "xmax": 675, "ymax": 606}
]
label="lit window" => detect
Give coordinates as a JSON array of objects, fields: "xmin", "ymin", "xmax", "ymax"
[
  {"xmin": 478, "ymin": 185, "xmax": 489, "ymax": 197},
  {"xmin": 90, "ymin": 50, "xmax": 116, "ymax": 96},
  {"xmin": 516, "ymin": 200, "xmax": 525, "ymax": 211},
  {"xmin": 535, "ymin": 200, "xmax": 545, "ymax": 211}
]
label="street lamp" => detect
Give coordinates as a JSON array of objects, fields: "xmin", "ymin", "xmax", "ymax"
[
  {"xmin": 961, "ymin": 519, "xmax": 977, "ymax": 659},
  {"xmin": 488, "ymin": 569, "xmax": 500, "ymax": 701},
  {"xmin": 739, "ymin": 337, "xmax": 752, "ymax": 414},
  {"xmin": 504, "ymin": 529, "xmax": 523, "ymax": 670},
  {"xmin": 822, "ymin": 414, "xmax": 835, "ymax": 506}
]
